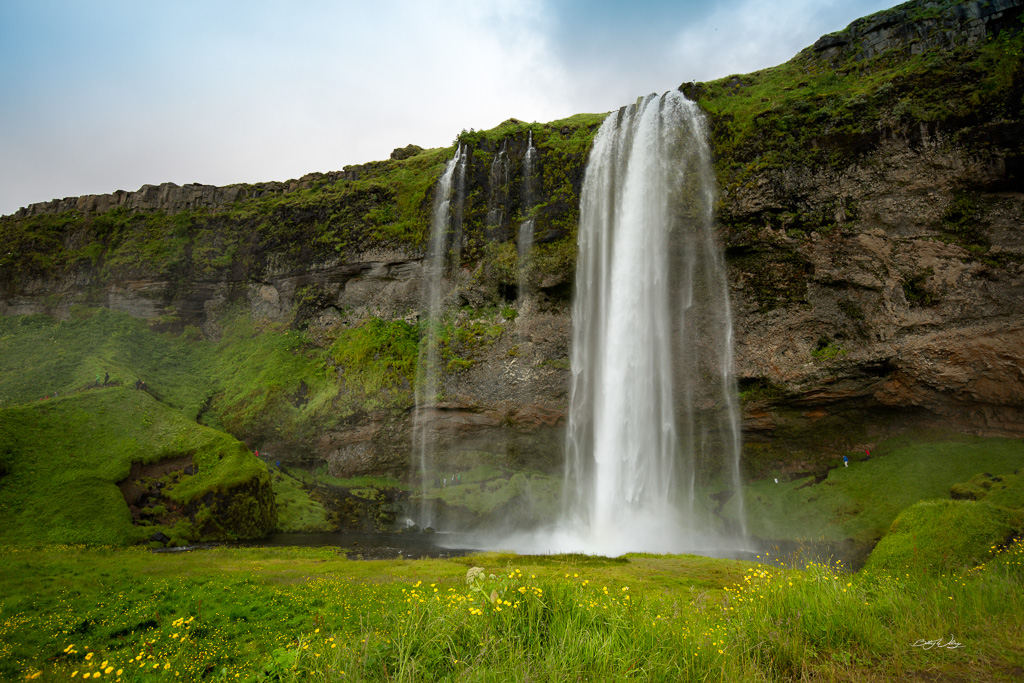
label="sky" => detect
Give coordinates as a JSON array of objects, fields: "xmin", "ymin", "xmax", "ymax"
[{"xmin": 0, "ymin": 0, "xmax": 899, "ymax": 216}]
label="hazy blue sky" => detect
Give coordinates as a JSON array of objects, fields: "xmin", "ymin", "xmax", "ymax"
[{"xmin": 0, "ymin": 0, "xmax": 897, "ymax": 216}]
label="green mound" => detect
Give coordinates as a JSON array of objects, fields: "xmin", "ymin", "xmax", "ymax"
[
  {"xmin": 0, "ymin": 388, "xmax": 275, "ymax": 545},
  {"xmin": 865, "ymin": 499, "xmax": 1024, "ymax": 574},
  {"xmin": 206, "ymin": 313, "xmax": 341, "ymax": 443}
]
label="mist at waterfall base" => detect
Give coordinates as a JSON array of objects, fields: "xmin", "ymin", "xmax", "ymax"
[{"xmin": 421, "ymin": 92, "xmax": 750, "ymax": 558}]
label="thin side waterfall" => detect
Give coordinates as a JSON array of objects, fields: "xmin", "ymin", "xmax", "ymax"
[
  {"xmin": 413, "ymin": 144, "xmax": 465, "ymax": 527},
  {"xmin": 555, "ymin": 91, "xmax": 746, "ymax": 554},
  {"xmin": 486, "ymin": 141, "xmax": 510, "ymax": 234},
  {"xmin": 451, "ymin": 146, "xmax": 468, "ymax": 266},
  {"xmin": 517, "ymin": 131, "xmax": 537, "ymax": 306}
]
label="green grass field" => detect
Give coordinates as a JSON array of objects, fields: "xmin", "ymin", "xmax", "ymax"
[{"xmin": 1, "ymin": 537, "xmax": 1021, "ymax": 682}]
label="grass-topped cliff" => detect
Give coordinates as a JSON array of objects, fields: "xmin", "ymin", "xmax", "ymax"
[
  {"xmin": 699, "ymin": 0, "xmax": 1023, "ymax": 188},
  {"xmin": 0, "ymin": 112, "xmax": 605, "ymax": 300},
  {"xmin": 1, "ymin": 0, "xmax": 1023, "ymax": 547}
]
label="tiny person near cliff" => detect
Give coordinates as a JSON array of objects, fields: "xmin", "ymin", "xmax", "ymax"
[{"xmin": 843, "ymin": 455, "xmax": 849, "ymax": 467}]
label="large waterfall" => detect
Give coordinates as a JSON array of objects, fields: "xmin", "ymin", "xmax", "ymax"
[
  {"xmin": 556, "ymin": 91, "xmax": 746, "ymax": 555},
  {"xmin": 417, "ymin": 97, "xmax": 745, "ymax": 554}
]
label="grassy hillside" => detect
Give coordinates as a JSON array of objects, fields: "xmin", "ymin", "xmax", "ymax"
[
  {"xmin": 0, "ymin": 309, "xmax": 211, "ymax": 416},
  {"xmin": 0, "ymin": 303, "xmax": 532, "ymax": 456},
  {"xmin": 866, "ymin": 498, "xmax": 1024, "ymax": 573},
  {"xmin": 0, "ymin": 307, "xmax": 407, "ymax": 446},
  {"xmin": 0, "ymin": 388, "xmax": 274, "ymax": 546},
  {"xmin": 697, "ymin": 2, "xmax": 1024, "ymax": 208},
  {"xmin": 0, "ymin": 307, "xmax": 413, "ymax": 544}
]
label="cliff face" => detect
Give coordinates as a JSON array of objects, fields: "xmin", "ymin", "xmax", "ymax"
[
  {"xmin": 2, "ymin": 0, "xmax": 1022, "ymax": 480},
  {"xmin": 727, "ymin": 126, "xmax": 1024, "ymax": 466},
  {"xmin": 704, "ymin": 0, "xmax": 1024, "ymax": 470}
]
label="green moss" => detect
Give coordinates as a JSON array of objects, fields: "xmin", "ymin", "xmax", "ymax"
[
  {"xmin": 418, "ymin": 309, "xmax": 511, "ymax": 383},
  {"xmin": 902, "ymin": 267, "xmax": 938, "ymax": 306},
  {"xmin": 328, "ymin": 318, "xmax": 419, "ymax": 418},
  {"xmin": 865, "ymin": 499, "xmax": 1024, "ymax": 574},
  {"xmin": 738, "ymin": 376, "xmax": 788, "ymax": 403},
  {"xmin": 206, "ymin": 314, "xmax": 336, "ymax": 442},
  {"xmin": 811, "ymin": 338, "xmax": 848, "ymax": 360},
  {"xmin": 938, "ymin": 190, "xmax": 989, "ymax": 256},
  {"xmin": 272, "ymin": 469, "xmax": 331, "ymax": 535},
  {"xmin": 951, "ymin": 471, "xmax": 1024, "ymax": 508}
]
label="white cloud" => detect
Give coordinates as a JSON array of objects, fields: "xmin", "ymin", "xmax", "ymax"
[
  {"xmin": 670, "ymin": 0, "xmax": 897, "ymax": 82},
  {"xmin": 0, "ymin": 0, "xmax": 576, "ymax": 214}
]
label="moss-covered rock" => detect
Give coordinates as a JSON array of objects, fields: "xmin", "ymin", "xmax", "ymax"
[
  {"xmin": 865, "ymin": 499, "xmax": 1024, "ymax": 574},
  {"xmin": 0, "ymin": 388, "xmax": 276, "ymax": 545},
  {"xmin": 950, "ymin": 470, "xmax": 1024, "ymax": 508}
]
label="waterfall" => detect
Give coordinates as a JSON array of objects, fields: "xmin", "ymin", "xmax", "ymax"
[
  {"xmin": 412, "ymin": 144, "xmax": 465, "ymax": 527},
  {"xmin": 517, "ymin": 131, "xmax": 537, "ymax": 307},
  {"xmin": 558, "ymin": 91, "xmax": 746, "ymax": 554},
  {"xmin": 486, "ymin": 141, "xmax": 510, "ymax": 236},
  {"xmin": 451, "ymin": 146, "xmax": 468, "ymax": 266}
]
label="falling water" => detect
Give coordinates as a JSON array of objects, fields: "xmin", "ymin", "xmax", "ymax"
[
  {"xmin": 555, "ymin": 91, "xmax": 746, "ymax": 555},
  {"xmin": 486, "ymin": 141, "xmax": 510, "ymax": 235},
  {"xmin": 413, "ymin": 144, "xmax": 465, "ymax": 527},
  {"xmin": 451, "ymin": 146, "xmax": 468, "ymax": 266},
  {"xmin": 517, "ymin": 131, "xmax": 537, "ymax": 306}
]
